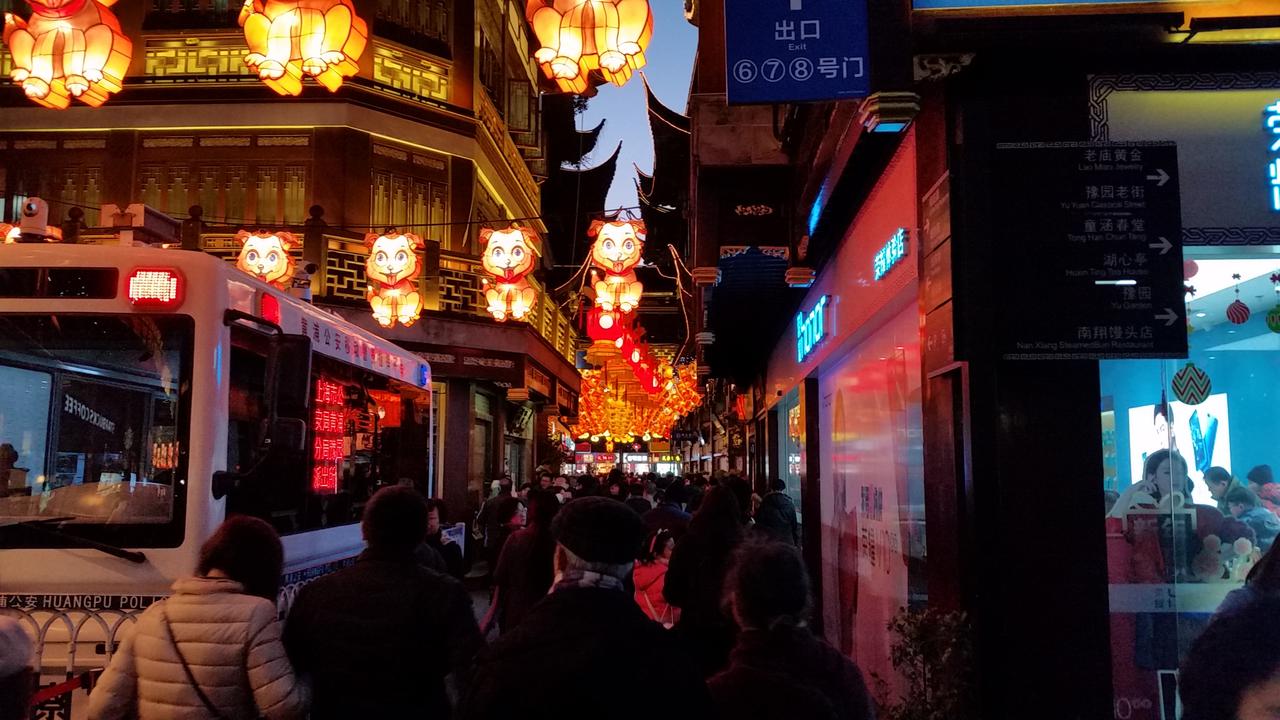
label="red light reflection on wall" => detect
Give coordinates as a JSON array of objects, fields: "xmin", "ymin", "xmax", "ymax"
[{"xmin": 312, "ymin": 377, "xmax": 344, "ymax": 493}]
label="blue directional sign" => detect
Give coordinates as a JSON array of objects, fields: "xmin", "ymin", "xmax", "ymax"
[{"xmin": 725, "ymin": 0, "xmax": 870, "ymax": 105}]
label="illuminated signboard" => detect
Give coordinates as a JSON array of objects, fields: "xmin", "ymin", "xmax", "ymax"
[
  {"xmin": 312, "ymin": 378, "xmax": 345, "ymax": 494},
  {"xmin": 622, "ymin": 453, "xmax": 649, "ymax": 463},
  {"xmin": 873, "ymin": 228, "xmax": 909, "ymax": 281},
  {"xmin": 796, "ymin": 295, "xmax": 830, "ymax": 363},
  {"xmin": 651, "ymin": 453, "xmax": 681, "ymax": 463},
  {"xmin": 1267, "ymin": 100, "xmax": 1280, "ymax": 212}
]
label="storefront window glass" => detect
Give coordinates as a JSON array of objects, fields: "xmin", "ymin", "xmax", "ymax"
[
  {"xmin": 775, "ymin": 388, "xmax": 803, "ymax": 517},
  {"xmin": 1101, "ymin": 250, "xmax": 1280, "ymax": 720},
  {"xmin": 818, "ymin": 305, "xmax": 925, "ymax": 696}
]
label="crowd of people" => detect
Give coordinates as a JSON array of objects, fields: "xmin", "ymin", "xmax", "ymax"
[
  {"xmin": 0, "ymin": 469, "xmax": 860, "ymax": 719},
  {"xmin": 5, "ymin": 462, "xmax": 1280, "ymax": 717}
]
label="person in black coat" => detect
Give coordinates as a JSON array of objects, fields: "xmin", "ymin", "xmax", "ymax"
[
  {"xmin": 461, "ymin": 497, "xmax": 713, "ymax": 719},
  {"xmin": 643, "ymin": 480, "xmax": 692, "ymax": 537},
  {"xmin": 754, "ymin": 478, "xmax": 801, "ymax": 546},
  {"xmin": 664, "ymin": 485, "xmax": 744, "ymax": 676},
  {"xmin": 284, "ymin": 486, "xmax": 483, "ymax": 719},
  {"xmin": 710, "ymin": 540, "xmax": 875, "ymax": 720}
]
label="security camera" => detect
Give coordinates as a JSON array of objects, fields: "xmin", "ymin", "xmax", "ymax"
[
  {"xmin": 19, "ymin": 197, "xmax": 49, "ymax": 235},
  {"xmin": 290, "ymin": 261, "xmax": 320, "ymax": 302}
]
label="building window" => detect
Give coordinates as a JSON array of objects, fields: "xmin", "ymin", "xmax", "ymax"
[
  {"xmin": 144, "ymin": 0, "xmax": 239, "ymax": 29},
  {"xmin": 373, "ymin": 0, "xmax": 451, "ymax": 57},
  {"xmin": 140, "ymin": 164, "xmax": 305, "ymax": 225},
  {"xmin": 371, "ymin": 170, "xmax": 447, "ymax": 244},
  {"xmin": 478, "ymin": 32, "xmax": 502, "ymax": 114}
]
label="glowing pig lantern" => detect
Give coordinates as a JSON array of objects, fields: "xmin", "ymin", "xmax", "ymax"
[
  {"xmin": 589, "ymin": 218, "xmax": 645, "ymax": 314},
  {"xmin": 234, "ymin": 230, "xmax": 297, "ymax": 290},
  {"xmin": 480, "ymin": 225, "xmax": 542, "ymax": 322},
  {"xmin": 526, "ymin": 0, "xmax": 653, "ymax": 94},
  {"xmin": 238, "ymin": 0, "xmax": 368, "ymax": 96},
  {"xmin": 3, "ymin": 0, "xmax": 133, "ymax": 109},
  {"xmin": 365, "ymin": 230, "xmax": 424, "ymax": 328}
]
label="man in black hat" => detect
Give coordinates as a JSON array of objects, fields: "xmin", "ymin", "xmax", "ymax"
[{"xmin": 461, "ymin": 497, "xmax": 713, "ymax": 719}]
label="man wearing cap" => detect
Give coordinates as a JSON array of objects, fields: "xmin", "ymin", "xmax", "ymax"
[{"xmin": 461, "ymin": 497, "xmax": 713, "ymax": 719}]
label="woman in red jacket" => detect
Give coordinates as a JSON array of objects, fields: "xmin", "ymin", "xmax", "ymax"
[{"xmin": 634, "ymin": 529, "xmax": 677, "ymax": 628}]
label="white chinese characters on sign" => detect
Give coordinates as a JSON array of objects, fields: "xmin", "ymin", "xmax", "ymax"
[
  {"xmin": 873, "ymin": 228, "xmax": 908, "ymax": 281},
  {"xmin": 1266, "ymin": 100, "xmax": 1280, "ymax": 212}
]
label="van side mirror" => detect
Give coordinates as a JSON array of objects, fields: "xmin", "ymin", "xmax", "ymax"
[{"xmin": 268, "ymin": 333, "xmax": 311, "ymax": 419}]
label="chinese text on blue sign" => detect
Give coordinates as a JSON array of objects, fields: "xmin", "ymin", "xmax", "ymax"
[
  {"xmin": 874, "ymin": 228, "xmax": 908, "ymax": 281},
  {"xmin": 1266, "ymin": 100, "xmax": 1280, "ymax": 212},
  {"xmin": 725, "ymin": 0, "xmax": 870, "ymax": 104},
  {"xmin": 914, "ymin": 0, "xmax": 1186, "ymax": 8}
]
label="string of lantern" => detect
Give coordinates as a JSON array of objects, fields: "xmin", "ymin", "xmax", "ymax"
[{"xmin": 3, "ymin": 0, "xmax": 370, "ymax": 108}]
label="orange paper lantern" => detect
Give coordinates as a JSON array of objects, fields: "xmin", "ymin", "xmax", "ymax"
[
  {"xmin": 526, "ymin": 0, "xmax": 653, "ymax": 94},
  {"xmin": 3, "ymin": 0, "xmax": 132, "ymax": 109},
  {"xmin": 238, "ymin": 0, "xmax": 368, "ymax": 96},
  {"xmin": 480, "ymin": 226, "xmax": 542, "ymax": 322},
  {"xmin": 589, "ymin": 218, "xmax": 645, "ymax": 314},
  {"xmin": 234, "ymin": 229, "xmax": 297, "ymax": 290},
  {"xmin": 364, "ymin": 230, "xmax": 424, "ymax": 328}
]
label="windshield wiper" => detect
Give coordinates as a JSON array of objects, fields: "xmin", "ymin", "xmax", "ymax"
[{"xmin": 0, "ymin": 518, "xmax": 148, "ymax": 564}]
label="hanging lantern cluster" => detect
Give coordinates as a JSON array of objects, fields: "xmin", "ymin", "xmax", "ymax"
[
  {"xmin": 3, "ymin": 0, "xmax": 133, "ymax": 109},
  {"xmin": 571, "ymin": 361, "xmax": 701, "ymax": 440},
  {"xmin": 238, "ymin": 0, "xmax": 368, "ymax": 96},
  {"xmin": 480, "ymin": 225, "xmax": 542, "ymax": 322},
  {"xmin": 364, "ymin": 230, "xmax": 425, "ymax": 328},
  {"xmin": 3, "ymin": 0, "xmax": 370, "ymax": 107},
  {"xmin": 526, "ymin": 0, "xmax": 653, "ymax": 94}
]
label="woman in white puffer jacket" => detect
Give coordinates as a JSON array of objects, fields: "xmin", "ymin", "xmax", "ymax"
[{"xmin": 88, "ymin": 516, "xmax": 308, "ymax": 720}]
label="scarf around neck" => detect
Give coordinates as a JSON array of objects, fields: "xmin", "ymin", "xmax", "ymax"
[{"xmin": 552, "ymin": 569, "xmax": 625, "ymax": 593}]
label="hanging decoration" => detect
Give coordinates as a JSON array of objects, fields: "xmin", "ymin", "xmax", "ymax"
[
  {"xmin": 589, "ymin": 218, "xmax": 646, "ymax": 314},
  {"xmin": 3, "ymin": 0, "xmax": 133, "ymax": 109},
  {"xmin": 571, "ymin": 361, "xmax": 701, "ymax": 441},
  {"xmin": 364, "ymin": 230, "xmax": 424, "ymax": 328},
  {"xmin": 480, "ymin": 225, "xmax": 541, "ymax": 322},
  {"xmin": 238, "ymin": 0, "xmax": 368, "ymax": 96},
  {"xmin": 1171, "ymin": 362, "xmax": 1212, "ymax": 406},
  {"xmin": 235, "ymin": 230, "xmax": 297, "ymax": 290},
  {"xmin": 1226, "ymin": 273, "xmax": 1251, "ymax": 325},
  {"xmin": 526, "ymin": 0, "xmax": 654, "ymax": 94}
]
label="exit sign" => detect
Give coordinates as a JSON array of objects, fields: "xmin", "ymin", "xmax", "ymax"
[{"xmin": 796, "ymin": 294, "xmax": 831, "ymax": 362}]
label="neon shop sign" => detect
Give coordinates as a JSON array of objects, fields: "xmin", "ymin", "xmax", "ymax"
[
  {"xmin": 873, "ymin": 228, "xmax": 909, "ymax": 281},
  {"xmin": 1267, "ymin": 100, "xmax": 1280, "ymax": 212},
  {"xmin": 796, "ymin": 295, "xmax": 831, "ymax": 362}
]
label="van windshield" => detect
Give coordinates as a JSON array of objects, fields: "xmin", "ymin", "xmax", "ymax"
[{"xmin": 0, "ymin": 314, "xmax": 192, "ymax": 547}]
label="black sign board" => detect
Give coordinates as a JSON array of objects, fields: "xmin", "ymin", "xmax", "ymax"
[
  {"xmin": 670, "ymin": 429, "xmax": 699, "ymax": 443},
  {"xmin": 993, "ymin": 142, "xmax": 1186, "ymax": 360}
]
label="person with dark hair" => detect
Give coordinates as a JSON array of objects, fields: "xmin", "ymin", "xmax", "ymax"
[
  {"xmin": 1247, "ymin": 465, "xmax": 1280, "ymax": 515},
  {"xmin": 425, "ymin": 498, "xmax": 466, "ymax": 579},
  {"xmin": 755, "ymin": 478, "xmax": 801, "ymax": 546},
  {"xmin": 1181, "ymin": 596, "xmax": 1280, "ymax": 720},
  {"xmin": 664, "ymin": 485, "xmax": 746, "ymax": 676},
  {"xmin": 634, "ymin": 528, "xmax": 677, "ymax": 627},
  {"xmin": 1204, "ymin": 466, "xmax": 1245, "ymax": 515},
  {"xmin": 725, "ymin": 475, "xmax": 754, "ymax": 525},
  {"xmin": 481, "ymin": 488, "xmax": 560, "ymax": 635},
  {"xmin": 1215, "ymin": 542, "xmax": 1280, "ymax": 620},
  {"xmin": 605, "ymin": 468, "xmax": 627, "ymax": 499},
  {"xmin": 284, "ymin": 486, "xmax": 482, "ymax": 719},
  {"xmin": 0, "ymin": 616, "xmax": 34, "ymax": 720},
  {"xmin": 476, "ymin": 477, "xmax": 519, "ymax": 577},
  {"xmin": 1225, "ymin": 486, "xmax": 1280, "ymax": 551},
  {"xmin": 89, "ymin": 516, "xmax": 307, "ymax": 720},
  {"xmin": 644, "ymin": 479, "xmax": 691, "ymax": 536},
  {"xmin": 1108, "ymin": 448, "xmax": 1191, "ymax": 518},
  {"xmin": 625, "ymin": 481, "xmax": 653, "ymax": 515},
  {"xmin": 461, "ymin": 497, "xmax": 713, "ymax": 719},
  {"xmin": 711, "ymin": 541, "xmax": 874, "ymax": 720}
]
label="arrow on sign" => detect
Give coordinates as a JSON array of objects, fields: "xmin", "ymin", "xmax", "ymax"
[
  {"xmin": 1148, "ymin": 237, "xmax": 1172, "ymax": 255},
  {"xmin": 1146, "ymin": 168, "xmax": 1170, "ymax": 187},
  {"xmin": 1155, "ymin": 308, "xmax": 1180, "ymax": 326}
]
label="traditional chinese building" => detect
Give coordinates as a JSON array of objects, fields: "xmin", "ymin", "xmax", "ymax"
[{"xmin": 0, "ymin": 0, "xmax": 585, "ymax": 518}]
